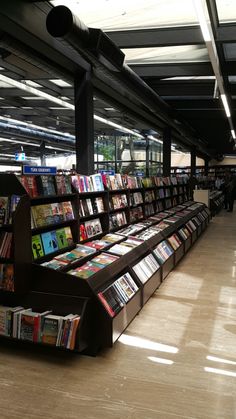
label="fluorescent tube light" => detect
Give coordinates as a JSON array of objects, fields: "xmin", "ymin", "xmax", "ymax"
[
  {"xmin": 147, "ymin": 135, "xmax": 163, "ymax": 144},
  {"xmin": 0, "ymin": 138, "xmax": 40, "ymax": 147},
  {"xmin": 231, "ymin": 130, "xmax": 236, "ymax": 139},
  {"xmin": 193, "ymin": 0, "xmax": 211, "ymax": 42},
  {"xmin": 50, "ymin": 79, "xmax": 72, "ymax": 87},
  {"xmin": 22, "ymin": 80, "xmax": 42, "ymax": 88},
  {"xmin": 221, "ymin": 94, "xmax": 231, "ymax": 117},
  {"xmin": 0, "ymin": 74, "xmax": 144, "ymax": 139}
]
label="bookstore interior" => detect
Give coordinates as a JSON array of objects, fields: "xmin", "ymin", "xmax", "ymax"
[{"xmin": 0, "ymin": 1, "xmax": 235, "ymax": 358}]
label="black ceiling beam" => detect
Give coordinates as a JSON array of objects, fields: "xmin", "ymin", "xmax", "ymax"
[
  {"xmin": 107, "ymin": 26, "xmax": 203, "ymax": 48},
  {"xmin": 165, "ymin": 99, "xmax": 236, "ymax": 110},
  {"xmin": 217, "ymin": 25, "xmax": 236, "ymax": 43},
  {"xmin": 130, "ymin": 62, "xmax": 214, "ymax": 78},
  {"xmin": 149, "ymin": 83, "xmax": 215, "ymax": 96}
]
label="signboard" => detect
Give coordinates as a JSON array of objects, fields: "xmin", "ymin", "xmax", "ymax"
[
  {"xmin": 98, "ymin": 170, "xmax": 115, "ymax": 176},
  {"xmin": 22, "ymin": 166, "xmax": 57, "ymax": 175},
  {"xmin": 135, "ymin": 172, "xmax": 144, "ymax": 177},
  {"xmin": 15, "ymin": 152, "xmax": 26, "ymax": 162}
]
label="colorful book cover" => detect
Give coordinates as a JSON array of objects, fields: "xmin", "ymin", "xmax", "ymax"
[
  {"xmin": 62, "ymin": 201, "xmax": 74, "ymax": 220},
  {"xmin": 55, "ymin": 175, "xmax": 66, "ymax": 195},
  {"xmin": 64, "ymin": 226, "xmax": 73, "ymax": 246},
  {"xmin": 38, "ymin": 175, "xmax": 56, "ymax": 196},
  {"xmin": 31, "ymin": 205, "xmax": 48, "ymax": 228},
  {"xmin": 80, "ymin": 224, "xmax": 87, "ymax": 241},
  {"xmin": 41, "ymin": 315, "xmax": 61, "ymax": 345},
  {"xmin": 0, "ymin": 197, "xmax": 9, "ymax": 226},
  {"xmin": 41, "ymin": 231, "xmax": 58, "ymax": 255},
  {"xmin": 32, "ymin": 235, "xmax": 44, "ymax": 259},
  {"xmin": 51, "ymin": 203, "xmax": 64, "ymax": 223},
  {"xmin": 56, "ymin": 228, "xmax": 68, "ymax": 249}
]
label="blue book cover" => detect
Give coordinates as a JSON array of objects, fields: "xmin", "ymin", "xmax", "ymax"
[{"xmin": 41, "ymin": 231, "xmax": 58, "ymax": 255}]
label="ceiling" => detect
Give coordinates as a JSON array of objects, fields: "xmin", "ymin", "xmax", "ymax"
[
  {"xmin": 0, "ymin": 0, "xmax": 235, "ymax": 164},
  {"xmin": 50, "ymin": 0, "xmax": 236, "ymax": 157}
]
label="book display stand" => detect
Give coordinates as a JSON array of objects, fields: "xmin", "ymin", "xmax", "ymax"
[{"xmin": 0, "ymin": 173, "xmax": 210, "ymax": 354}]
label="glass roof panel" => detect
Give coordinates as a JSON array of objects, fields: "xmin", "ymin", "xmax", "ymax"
[
  {"xmin": 122, "ymin": 45, "xmax": 209, "ymax": 65},
  {"xmin": 216, "ymin": 0, "xmax": 236, "ymax": 23},
  {"xmin": 50, "ymin": 0, "xmax": 198, "ymax": 31},
  {"xmin": 224, "ymin": 44, "xmax": 236, "ymax": 61}
]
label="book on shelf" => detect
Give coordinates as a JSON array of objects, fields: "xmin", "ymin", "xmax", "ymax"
[
  {"xmin": 168, "ymin": 234, "xmax": 182, "ymax": 250},
  {"xmin": 32, "ymin": 226, "xmax": 73, "ymax": 259},
  {"xmin": 142, "ymin": 178, "xmax": 154, "ymax": 188},
  {"xmin": 0, "ymin": 231, "xmax": 13, "ymax": 258},
  {"xmin": 68, "ymin": 252, "xmax": 119, "ymax": 278},
  {"xmin": 37, "ymin": 175, "xmax": 56, "ymax": 196},
  {"xmin": 19, "ymin": 309, "xmax": 52, "ymax": 342},
  {"xmin": 83, "ymin": 239, "xmax": 111, "ymax": 250},
  {"xmin": 53, "ymin": 244, "xmax": 96, "ymax": 265},
  {"xmin": 144, "ymin": 190, "xmax": 155, "ymax": 203},
  {"xmin": 132, "ymin": 254, "xmax": 160, "ymax": 284},
  {"xmin": 0, "ymin": 263, "xmax": 14, "ymax": 291},
  {"xmin": 18, "ymin": 175, "xmax": 38, "ymax": 197},
  {"xmin": 97, "ymin": 272, "xmax": 139, "ymax": 317},
  {"xmin": 109, "ymin": 194, "xmax": 128, "ymax": 210},
  {"xmin": 41, "ymin": 313, "xmax": 80, "ymax": 349},
  {"xmin": 130, "ymin": 206, "xmax": 143, "ymax": 222},
  {"xmin": 109, "ymin": 211, "xmax": 127, "ymax": 230},
  {"xmin": 130, "ymin": 191, "xmax": 143, "ymax": 206},
  {"xmin": 0, "ymin": 196, "xmax": 21, "ymax": 226},
  {"xmin": 84, "ymin": 218, "xmax": 103, "ymax": 239},
  {"xmin": 101, "ymin": 233, "xmax": 125, "ymax": 243},
  {"xmin": 135, "ymin": 228, "xmax": 160, "ymax": 241},
  {"xmin": 31, "ymin": 201, "xmax": 74, "ymax": 228},
  {"xmin": 55, "ymin": 175, "xmax": 72, "ymax": 195},
  {"xmin": 79, "ymin": 197, "xmax": 105, "ymax": 217},
  {"xmin": 145, "ymin": 203, "xmax": 155, "ymax": 217},
  {"xmin": 157, "ymin": 188, "xmax": 165, "ymax": 199},
  {"xmin": 0, "ymin": 306, "xmax": 24, "ymax": 337},
  {"xmin": 153, "ymin": 240, "xmax": 174, "ymax": 264},
  {"xmin": 106, "ymin": 237, "xmax": 142, "ymax": 256},
  {"xmin": 71, "ymin": 173, "xmax": 104, "ymax": 192}
]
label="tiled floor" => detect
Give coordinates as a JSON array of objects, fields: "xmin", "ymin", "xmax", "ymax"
[{"xmin": 1, "ymin": 210, "xmax": 236, "ymax": 418}]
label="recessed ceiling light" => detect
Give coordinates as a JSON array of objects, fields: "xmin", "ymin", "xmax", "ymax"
[
  {"xmin": 50, "ymin": 79, "xmax": 72, "ymax": 87},
  {"xmin": 49, "ymin": 107, "xmax": 71, "ymax": 110},
  {"xmin": 104, "ymin": 107, "xmax": 116, "ymax": 111},
  {"xmin": 1, "ymin": 106, "xmax": 16, "ymax": 109},
  {"xmin": 22, "ymin": 80, "xmax": 42, "ymax": 88},
  {"xmin": 21, "ymin": 106, "xmax": 33, "ymax": 109},
  {"xmin": 21, "ymin": 96, "xmax": 46, "ymax": 100},
  {"xmin": 60, "ymin": 96, "xmax": 71, "ymax": 101}
]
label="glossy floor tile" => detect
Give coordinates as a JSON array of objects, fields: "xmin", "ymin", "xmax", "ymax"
[{"xmin": 1, "ymin": 210, "xmax": 236, "ymax": 419}]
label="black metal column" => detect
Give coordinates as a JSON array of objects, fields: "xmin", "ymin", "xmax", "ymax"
[
  {"xmin": 74, "ymin": 71, "xmax": 94, "ymax": 175},
  {"xmin": 40, "ymin": 141, "xmax": 46, "ymax": 166},
  {"xmin": 191, "ymin": 147, "xmax": 196, "ymax": 178},
  {"xmin": 204, "ymin": 158, "xmax": 209, "ymax": 176},
  {"xmin": 145, "ymin": 135, "xmax": 150, "ymax": 177},
  {"xmin": 163, "ymin": 127, "xmax": 171, "ymax": 177}
]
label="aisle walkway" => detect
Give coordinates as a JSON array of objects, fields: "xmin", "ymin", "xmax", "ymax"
[{"xmin": 1, "ymin": 211, "xmax": 236, "ymax": 419}]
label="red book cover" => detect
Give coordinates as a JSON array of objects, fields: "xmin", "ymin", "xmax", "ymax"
[{"xmin": 97, "ymin": 292, "xmax": 115, "ymax": 317}]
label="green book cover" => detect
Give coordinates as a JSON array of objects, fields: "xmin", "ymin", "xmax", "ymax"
[
  {"xmin": 32, "ymin": 235, "xmax": 44, "ymax": 259},
  {"xmin": 56, "ymin": 228, "xmax": 67, "ymax": 249}
]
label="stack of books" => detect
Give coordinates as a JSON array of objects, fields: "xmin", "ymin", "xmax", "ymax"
[
  {"xmin": 106, "ymin": 237, "xmax": 143, "ymax": 256},
  {"xmin": 68, "ymin": 253, "xmax": 119, "ymax": 278},
  {"xmin": 153, "ymin": 240, "xmax": 174, "ymax": 264},
  {"xmin": 132, "ymin": 254, "xmax": 160, "ymax": 284},
  {"xmin": 31, "ymin": 201, "xmax": 74, "ymax": 228},
  {"xmin": 41, "ymin": 244, "xmax": 96, "ymax": 270},
  {"xmin": 0, "ymin": 195, "xmax": 21, "ymax": 226},
  {"xmin": 97, "ymin": 272, "xmax": 139, "ymax": 317}
]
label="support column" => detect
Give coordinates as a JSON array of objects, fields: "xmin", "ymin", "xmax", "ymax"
[
  {"xmin": 189, "ymin": 147, "xmax": 197, "ymax": 199},
  {"xmin": 40, "ymin": 141, "xmax": 46, "ymax": 166},
  {"xmin": 74, "ymin": 71, "xmax": 94, "ymax": 175},
  {"xmin": 204, "ymin": 158, "xmax": 209, "ymax": 176},
  {"xmin": 145, "ymin": 135, "xmax": 150, "ymax": 177},
  {"xmin": 163, "ymin": 127, "xmax": 171, "ymax": 177}
]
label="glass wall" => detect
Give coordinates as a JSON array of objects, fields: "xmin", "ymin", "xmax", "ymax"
[{"xmin": 94, "ymin": 133, "xmax": 163, "ymax": 175}]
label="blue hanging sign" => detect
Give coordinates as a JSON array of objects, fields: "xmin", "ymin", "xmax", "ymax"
[
  {"xmin": 15, "ymin": 152, "xmax": 26, "ymax": 161},
  {"xmin": 135, "ymin": 172, "xmax": 144, "ymax": 177},
  {"xmin": 22, "ymin": 166, "xmax": 57, "ymax": 175},
  {"xmin": 99, "ymin": 170, "xmax": 115, "ymax": 175}
]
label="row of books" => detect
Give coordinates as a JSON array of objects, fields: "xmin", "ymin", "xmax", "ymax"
[
  {"xmin": 130, "ymin": 206, "xmax": 144, "ymax": 222},
  {"xmin": 97, "ymin": 272, "xmax": 139, "ymax": 317},
  {"xmin": 0, "ymin": 232, "xmax": 13, "ymax": 258},
  {"xmin": 144, "ymin": 190, "xmax": 156, "ymax": 203},
  {"xmin": 168, "ymin": 234, "xmax": 182, "ymax": 250},
  {"xmin": 79, "ymin": 197, "xmax": 104, "ymax": 217},
  {"xmin": 109, "ymin": 194, "xmax": 128, "ymax": 210},
  {"xmin": 0, "ymin": 195, "xmax": 20, "ymax": 226},
  {"xmin": 80, "ymin": 218, "xmax": 103, "ymax": 241},
  {"xmin": 31, "ymin": 201, "xmax": 74, "ymax": 229},
  {"xmin": 109, "ymin": 211, "xmax": 127, "ymax": 230},
  {"xmin": 153, "ymin": 240, "xmax": 174, "ymax": 264},
  {"xmin": 32, "ymin": 226, "xmax": 73, "ymax": 260},
  {"xmin": 107, "ymin": 237, "xmax": 143, "ymax": 256},
  {"xmin": 130, "ymin": 192, "xmax": 143, "ymax": 206},
  {"xmin": 18, "ymin": 175, "xmax": 72, "ymax": 197},
  {"xmin": 68, "ymin": 253, "xmax": 119, "ymax": 279},
  {"xmin": 71, "ymin": 173, "xmax": 104, "ymax": 193},
  {"xmin": 0, "ymin": 305, "xmax": 80, "ymax": 350},
  {"xmin": 132, "ymin": 254, "xmax": 160, "ymax": 284}
]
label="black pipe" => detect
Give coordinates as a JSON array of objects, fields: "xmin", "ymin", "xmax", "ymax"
[{"xmin": 46, "ymin": 5, "xmax": 212, "ymax": 158}]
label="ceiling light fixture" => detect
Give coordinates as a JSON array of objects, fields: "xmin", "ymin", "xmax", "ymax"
[
  {"xmin": 221, "ymin": 94, "xmax": 231, "ymax": 118},
  {"xmin": 0, "ymin": 74, "xmax": 145, "ymax": 139},
  {"xmin": 231, "ymin": 130, "xmax": 236, "ymax": 139}
]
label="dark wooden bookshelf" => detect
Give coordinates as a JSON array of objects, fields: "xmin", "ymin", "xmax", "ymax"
[{"xmin": 0, "ymin": 173, "xmax": 209, "ymax": 354}]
